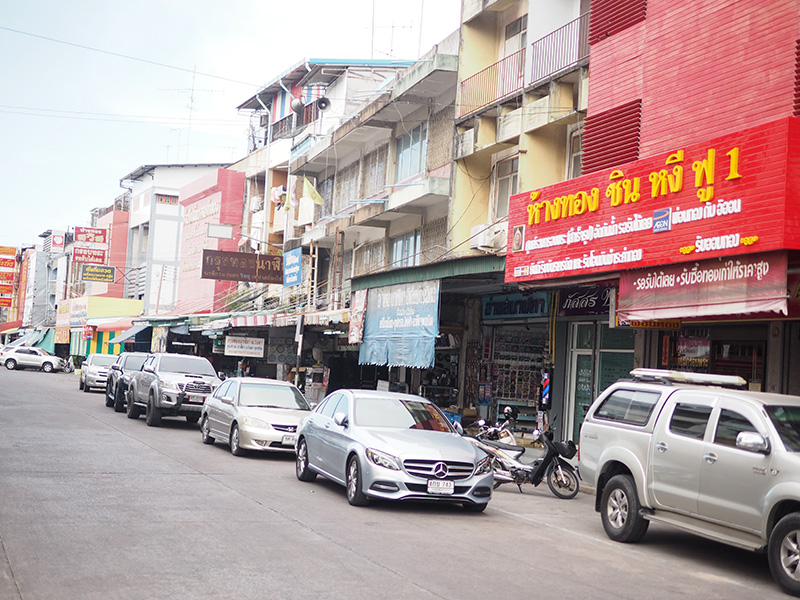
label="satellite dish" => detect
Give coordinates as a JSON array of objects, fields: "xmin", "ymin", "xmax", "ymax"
[
  {"xmin": 316, "ymin": 97, "xmax": 331, "ymax": 111},
  {"xmin": 290, "ymin": 97, "xmax": 304, "ymax": 114}
]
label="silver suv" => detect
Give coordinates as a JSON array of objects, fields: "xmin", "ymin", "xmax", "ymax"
[
  {"xmin": 1, "ymin": 347, "xmax": 65, "ymax": 372},
  {"xmin": 80, "ymin": 353, "xmax": 118, "ymax": 392},
  {"xmin": 580, "ymin": 369, "xmax": 800, "ymax": 596}
]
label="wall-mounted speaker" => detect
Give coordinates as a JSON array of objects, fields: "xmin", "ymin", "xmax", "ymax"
[{"xmin": 316, "ymin": 97, "xmax": 331, "ymax": 111}]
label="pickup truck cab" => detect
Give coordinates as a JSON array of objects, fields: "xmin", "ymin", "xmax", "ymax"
[
  {"xmin": 580, "ymin": 369, "xmax": 800, "ymax": 596},
  {"xmin": 126, "ymin": 353, "xmax": 221, "ymax": 427}
]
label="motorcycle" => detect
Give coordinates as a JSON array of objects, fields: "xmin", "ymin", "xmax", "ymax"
[
  {"xmin": 62, "ymin": 355, "xmax": 75, "ymax": 374},
  {"xmin": 466, "ymin": 413, "xmax": 581, "ymax": 500}
]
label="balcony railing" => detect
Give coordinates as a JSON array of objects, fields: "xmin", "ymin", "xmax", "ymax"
[
  {"xmin": 528, "ymin": 12, "xmax": 590, "ymax": 88},
  {"xmin": 458, "ymin": 48, "xmax": 525, "ymax": 118}
]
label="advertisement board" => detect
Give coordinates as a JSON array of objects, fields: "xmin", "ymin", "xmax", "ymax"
[
  {"xmin": 74, "ymin": 227, "xmax": 108, "ymax": 245},
  {"xmin": 73, "ymin": 247, "xmax": 107, "ymax": 265},
  {"xmin": 283, "ymin": 247, "xmax": 302, "ymax": 287},
  {"xmin": 224, "ymin": 335, "xmax": 265, "ymax": 358},
  {"xmin": 201, "ymin": 249, "xmax": 283, "ymax": 284},
  {"xmin": 506, "ymin": 117, "xmax": 800, "ymax": 284},
  {"xmin": 80, "ymin": 265, "xmax": 115, "ymax": 283}
]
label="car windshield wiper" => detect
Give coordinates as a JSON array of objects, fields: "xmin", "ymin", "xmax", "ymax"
[{"xmin": 247, "ymin": 404, "xmax": 287, "ymax": 409}]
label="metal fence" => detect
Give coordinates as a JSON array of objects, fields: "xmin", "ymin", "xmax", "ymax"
[
  {"xmin": 458, "ymin": 48, "xmax": 526, "ymax": 118},
  {"xmin": 528, "ymin": 12, "xmax": 590, "ymax": 88}
]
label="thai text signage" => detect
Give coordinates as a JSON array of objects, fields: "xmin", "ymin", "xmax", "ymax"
[
  {"xmin": 73, "ymin": 247, "xmax": 107, "ymax": 265},
  {"xmin": 618, "ymin": 251, "xmax": 788, "ymax": 321},
  {"xmin": 558, "ymin": 285, "xmax": 613, "ymax": 316},
  {"xmin": 0, "ymin": 271, "xmax": 13, "ymax": 282},
  {"xmin": 0, "ymin": 246, "xmax": 16, "ymax": 256},
  {"xmin": 359, "ymin": 280, "xmax": 440, "ymax": 369},
  {"xmin": 506, "ymin": 118, "xmax": 800, "ymax": 283},
  {"xmin": 0, "ymin": 258, "xmax": 15, "ymax": 269},
  {"xmin": 0, "ymin": 298, "xmax": 10, "ymax": 308},
  {"xmin": 283, "ymin": 247, "xmax": 302, "ymax": 287},
  {"xmin": 81, "ymin": 264, "xmax": 115, "ymax": 283},
  {"xmin": 201, "ymin": 249, "xmax": 283, "ymax": 284},
  {"xmin": 0, "ymin": 284, "xmax": 12, "ymax": 295},
  {"xmin": 74, "ymin": 227, "xmax": 108, "ymax": 245},
  {"xmin": 224, "ymin": 335, "xmax": 265, "ymax": 358},
  {"xmin": 481, "ymin": 292, "xmax": 549, "ymax": 320}
]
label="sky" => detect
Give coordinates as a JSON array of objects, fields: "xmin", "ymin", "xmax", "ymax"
[{"xmin": 0, "ymin": 0, "xmax": 462, "ymax": 249}]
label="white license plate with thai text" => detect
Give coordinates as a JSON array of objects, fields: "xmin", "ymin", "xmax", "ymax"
[{"xmin": 427, "ymin": 479, "xmax": 454, "ymax": 495}]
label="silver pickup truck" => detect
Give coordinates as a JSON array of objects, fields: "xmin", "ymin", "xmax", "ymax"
[
  {"xmin": 126, "ymin": 353, "xmax": 221, "ymax": 427},
  {"xmin": 580, "ymin": 369, "xmax": 800, "ymax": 597}
]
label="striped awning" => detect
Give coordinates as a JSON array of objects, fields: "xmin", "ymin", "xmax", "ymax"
[{"xmin": 229, "ymin": 308, "xmax": 349, "ymax": 329}]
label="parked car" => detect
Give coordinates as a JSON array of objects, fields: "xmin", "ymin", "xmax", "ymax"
[
  {"xmin": 105, "ymin": 352, "xmax": 148, "ymax": 412},
  {"xmin": 200, "ymin": 377, "xmax": 310, "ymax": 456},
  {"xmin": 79, "ymin": 353, "xmax": 118, "ymax": 393},
  {"xmin": 295, "ymin": 389, "xmax": 493, "ymax": 510},
  {"xmin": 126, "ymin": 353, "xmax": 221, "ymax": 426},
  {"xmin": 1, "ymin": 347, "xmax": 65, "ymax": 372},
  {"xmin": 580, "ymin": 368, "xmax": 800, "ymax": 597}
]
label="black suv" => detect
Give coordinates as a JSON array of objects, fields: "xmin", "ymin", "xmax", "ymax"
[{"xmin": 105, "ymin": 352, "xmax": 148, "ymax": 412}]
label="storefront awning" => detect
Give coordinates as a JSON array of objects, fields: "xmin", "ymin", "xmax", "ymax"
[
  {"xmin": 107, "ymin": 324, "xmax": 150, "ymax": 345},
  {"xmin": 617, "ymin": 252, "xmax": 789, "ymax": 321},
  {"xmin": 0, "ymin": 320, "xmax": 22, "ymax": 334},
  {"xmin": 8, "ymin": 330, "xmax": 46, "ymax": 348}
]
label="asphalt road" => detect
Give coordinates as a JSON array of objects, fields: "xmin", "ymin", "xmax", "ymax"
[{"xmin": 0, "ymin": 369, "xmax": 785, "ymax": 600}]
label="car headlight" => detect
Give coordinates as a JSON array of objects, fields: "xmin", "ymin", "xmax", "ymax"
[
  {"xmin": 242, "ymin": 416, "xmax": 270, "ymax": 429},
  {"xmin": 161, "ymin": 381, "xmax": 181, "ymax": 392},
  {"xmin": 475, "ymin": 455, "xmax": 492, "ymax": 476},
  {"xmin": 366, "ymin": 448, "xmax": 401, "ymax": 471}
]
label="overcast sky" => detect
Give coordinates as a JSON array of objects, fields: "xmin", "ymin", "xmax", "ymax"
[{"xmin": 0, "ymin": 0, "xmax": 461, "ymax": 249}]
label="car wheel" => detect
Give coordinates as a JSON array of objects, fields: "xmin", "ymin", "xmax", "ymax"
[
  {"xmin": 113, "ymin": 385, "xmax": 126, "ymax": 413},
  {"xmin": 105, "ymin": 383, "xmax": 114, "ymax": 407},
  {"xmin": 5, "ymin": 359, "xmax": 16, "ymax": 370},
  {"xmin": 186, "ymin": 413, "xmax": 200, "ymax": 425},
  {"xmin": 601, "ymin": 474, "xmax": 649, "ymax": 543},
  {"xmin": 79, "ymin": 376, "xmax": 84, "ymax": 390},
  {"xmin": 463, "ymin": 502, "xmax": 488, "ymax": 513},
  {"xmin": 200, "ymin": 415, "xmax": 215, "ymax": 445},
  {"xmin": 346, "ymin": 455, "xmax": 370, "ymax": 506},
  {"xmin": 230, "ymin": 424, "xmax": 245, "ymax": 456},
  {"xmin": 769, "ymin": 513, "xmax": 800, "ymax": 596},
  {"xmin": 83, "ymin": 378, "xmax": 90, "ymax": 393},
  {"xmin": 126, "ymin": 389, "xmax": 141, "ymax": 420},
  {"xmin": 42, "ymin": 362, "xmax": 54, "ymax": 373},
  {"xmin": 145, "ymin": 394, "xmax": 162, "ymax": 427},
  {"xmin": 295, "ymin": 438, "xmax": 316, "ymax": 482}
]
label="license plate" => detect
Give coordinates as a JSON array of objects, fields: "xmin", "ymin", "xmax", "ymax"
[
  {"xmin": 282, "ymin": 434, "xmax": 297, "ymax": 446},
  {"xmin": 189, "ymin": 395, "xmax": 203, "ymax": 403},
  {"xmin": 427, "ymin": 479, "xmax": 454, "ymax": 495}
]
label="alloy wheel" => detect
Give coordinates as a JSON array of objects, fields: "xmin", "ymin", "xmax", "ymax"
[{"xmin": 607, "ymin": 487, "xmax": 629, "ymax": 529}]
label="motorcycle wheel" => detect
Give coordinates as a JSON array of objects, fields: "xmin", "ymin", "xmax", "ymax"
[{"xmin": 546, "ymin": 463, "xmax": 580, "ymax": 499}]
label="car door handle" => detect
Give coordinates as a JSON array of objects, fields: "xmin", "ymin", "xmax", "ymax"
[
  {"xmin": 703, "ymin": 452, "xmax": 718, "ymax": 464},
  {"xmin": 655, "ymin": 441, "xmax": 668, "ymax": 452},
  {"xmin": 324, "ymin": 423, "xmax": 331, "ymax": 429}
]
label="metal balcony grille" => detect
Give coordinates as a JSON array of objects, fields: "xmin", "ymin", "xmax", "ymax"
[
  {"xmin": 458, "ymin": 48, "xmax": 526, "ymax": 118},
  {"xmin": 528, "ymin": 12, "xmax": 591, "ymax": 88}
]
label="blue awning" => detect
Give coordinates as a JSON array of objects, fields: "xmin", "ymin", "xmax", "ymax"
[{"xmin": 107, "ymin": 324, "xmax": 150, "ymax": 345}]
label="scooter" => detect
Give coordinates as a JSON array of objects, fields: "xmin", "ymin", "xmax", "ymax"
[{"xmin": 467, "ymin": 415, "xmax": 581, "ymax": 499}]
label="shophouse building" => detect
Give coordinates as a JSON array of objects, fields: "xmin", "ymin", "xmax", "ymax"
[{"xmin": 498, "ymin": 0, "xmax": 800, "ymax": 439}]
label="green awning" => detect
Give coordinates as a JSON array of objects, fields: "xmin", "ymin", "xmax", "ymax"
[{"xmin": 351, "ymin": 255, "xmax": 505, "ymax": 291}]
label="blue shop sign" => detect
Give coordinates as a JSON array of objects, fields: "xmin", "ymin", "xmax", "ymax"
[
  {"xmin": 482, "ymin": 292, "xmax": 550, "ymax": 320},
  {"xmin": 283, "ymin": 247, "xmax": 302, "ymax": 287}
]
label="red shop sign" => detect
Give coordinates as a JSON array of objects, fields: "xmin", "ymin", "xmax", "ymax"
[{"xmin": 506, "ymin": 117, "xmax": 800, "ymax": 283}]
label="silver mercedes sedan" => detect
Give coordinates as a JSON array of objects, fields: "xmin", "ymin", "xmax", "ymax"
[{"xmin": 295, "ymin": 389, "xmax": 493, "ymax": 511}]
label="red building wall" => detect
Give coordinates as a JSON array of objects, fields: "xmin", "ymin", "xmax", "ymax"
[
  {"xmin": 96, "ymin": 210, "xmax": 129, "ymax": 298},
  {"xmin": 177, "ymin": 169, "xmax": 245, "ymax": 314},
  {"xmin": 587, "ymin": 0, "xmax": 799, "ymax": 158}
]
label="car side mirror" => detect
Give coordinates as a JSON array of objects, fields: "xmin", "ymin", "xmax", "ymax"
[
  {"xmin": 453, "ymin": 421, "xmax": 464, "ymax": 435},
  {"xmin": 736, "ymin": 431, "xmax": 770, "ymax": 454},
  {"xmin": 143, "ymin": 364, "xmax": 155, "ymax": 373},
  {"xmin": 333, "ymin": 412, "xmax": 348, "ymax": 427},
  {"xmin": 221, "ymin": 396, "xmax": 234, "ymax": 405},
  {"xmin": 111, "ymin": 364, "xmax": 121, "ymax": 371}
]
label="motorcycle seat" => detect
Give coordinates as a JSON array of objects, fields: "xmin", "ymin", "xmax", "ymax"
[{"xmin": 482, "ymin": 439, "xmax": 525, "ymax": 454}]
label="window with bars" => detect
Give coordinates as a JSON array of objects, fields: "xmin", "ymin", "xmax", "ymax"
[
  {"xmin": 334, "ymin": 162, "xmax": 359, "ymax": 213},
  {"xmin": 362, "ymin": 145, "xmax": 389, "ymax": 198},
  {"xmin": 395, "ymin": 123, "xmax": 427, "ymax": 182},
  {"xmin": 317, "ymin": 175, "xmax": 334, "ymax": 218}
]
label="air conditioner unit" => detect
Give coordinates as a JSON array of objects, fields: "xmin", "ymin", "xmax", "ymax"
[
  {"xmin": 469, "ymin": 224, "xmax": 505, "ymax": 252},
  {"xmin": 259, "ymin": 114, "xmax": 270, "ymax": 128}
]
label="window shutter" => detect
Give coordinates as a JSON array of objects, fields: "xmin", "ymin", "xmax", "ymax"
[{"xmin": 581, "ymin": 99, "xmax": 642, "ymax": 174}]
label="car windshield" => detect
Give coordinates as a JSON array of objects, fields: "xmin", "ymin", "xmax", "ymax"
[
  {"xmin": 125, "ymin": 355, "xmax": 147, "ymax": 370},
  {"xmin": 159, "ymin": 356, "xmax": 216, "ymax": 376},
  {"xmin": 93, "ymin": 355, "xmax": 117, "ymax": 366},
  {"xmin": 766, "ymin": 406, "xmax": 800, "ymax": 451},
  {"xmin": 238, "ymin": 383, "xmax": 309, "ymax": 409},
  {"xmin": 354, "ymin": 397, "xmax": 453, "ymax": 431}
]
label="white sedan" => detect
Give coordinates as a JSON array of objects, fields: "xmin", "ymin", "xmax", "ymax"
[{"xmin": 200, "ymin": 377, "xmax": 310, "ymax": 456}]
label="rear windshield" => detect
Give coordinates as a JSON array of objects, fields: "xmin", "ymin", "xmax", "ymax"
[
  {"xmin": 159, "ymin": 356, "xmax": 216, "ymax": 376},
  {"xmin": 593, "ymin": 388, "xmax": 661, "ymax": 426},
  {"xmin": 354, "ymin": 397, "xmax": 453, "ymax": 431},
  {"xmin": 239, "ymin": 383, "xmax": 309, "ymax": 410}
]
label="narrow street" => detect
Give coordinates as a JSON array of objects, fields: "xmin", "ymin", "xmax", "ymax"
[{"xmin": 0, "ymin": 370, "xmax": 783, "ymax": 600}]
